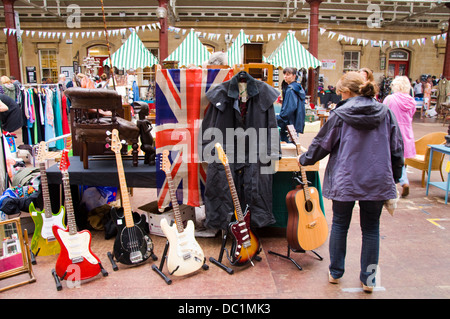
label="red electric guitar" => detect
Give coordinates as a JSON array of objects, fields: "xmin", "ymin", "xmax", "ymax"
[{"xmin": 52, "ymin": 149, "xmax": 108, "ymax": 282}]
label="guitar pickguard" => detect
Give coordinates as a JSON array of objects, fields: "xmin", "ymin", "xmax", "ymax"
[
  {"xmin": 161, "ymin": 219, "xmax": 204, "ymax": 276},
  {"xmin": 228, "ymin": 208, "xmax": 260, "ymax": 266},
  {"xmin": 56, "ymin": 228, "xmax": 99, "ymax": 265},
  {"xmin": 40, "ymin": 207, "xmax": 66, "ymax": 240}
]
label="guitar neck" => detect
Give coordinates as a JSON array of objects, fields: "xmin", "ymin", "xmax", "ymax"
[
  {"xmin": 289, "ymin": 127, "xmax": 312, "ymax": 202},
  {"xmin": 62, "ymin": 172, "xmax": 77, "ymax": 235},
  {"xmin": 39, "ymin": 162, "xmax": 53, "ymax": 217},
  {"xmin": 114, "ymin": 152, "xmax": 134, "ymax": 228},
  {"xmin": 223, "ymin": 163, "xmax": 244, "ymax": 222},
  {"xmin": 294, "ymin": 143, "xmax": 312, "ymax": 201},
  {"xmin": 165, "ymin": 173, "xmax": 184, "ymax": 233}
]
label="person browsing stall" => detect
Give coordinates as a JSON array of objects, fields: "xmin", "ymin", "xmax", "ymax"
[
  {"xmin": 277, "ymin": 67, "xmax": 306, "ymax": 142},
  {"xmin": 298, "ymin": 71, "xmax": 404, "ymax": 292},
  {"xmin": 0, "ymin": 94, "xmax": 23, "ymax": 133}
]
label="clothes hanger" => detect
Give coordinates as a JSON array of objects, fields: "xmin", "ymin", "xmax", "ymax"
[{"xmin": 237, "ymin": 71, "xmax": 248, "ymax": 83}]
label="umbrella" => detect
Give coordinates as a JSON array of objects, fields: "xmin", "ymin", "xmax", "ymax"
[
  {"xmin": 165, "ymin": 29, "xmax": 211, "ymax": 67},
  {"xmin": 104, "ymin": 31, "xmax": 158, "ymax": 69},
  {"xmin": 268, "ymin": 31, "xmax": 321, "ymax": 70}
]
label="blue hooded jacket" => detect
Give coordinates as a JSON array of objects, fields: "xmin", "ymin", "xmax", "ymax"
[
  {"xmin": 299, "ymin": 96, "xmax": 404, "ymax": 202},
  {"xmin": 277, "ymin": 81, "xmax": 306, "ymax": 142}
]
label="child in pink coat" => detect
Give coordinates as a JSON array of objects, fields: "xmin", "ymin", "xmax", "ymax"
[{"xmin": 383, "ymin": 76, "xmax": 416, "ymax": 197}]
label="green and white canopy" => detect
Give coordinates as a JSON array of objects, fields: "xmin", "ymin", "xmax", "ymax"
[
  {"xmin": 104, "ymin": 31, "xmax": 158, "ymax": 69},
  {"xmin": 165, "ymin": 29, "xmax": 211, "ymax": 67},
  {"xmin": 268, "ymin": 31, "xmax": 321, "ymax": 70},
  {"xmin": 226, "ymin": 29, "xmax": 249, "ymax": 66}
]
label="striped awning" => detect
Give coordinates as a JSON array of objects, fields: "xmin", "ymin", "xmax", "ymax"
[
  {"xmin": 165, "ymin": 29, "xmax": 211, "ymax": 67},
  {"xmin": 226, "ymin": 29, "xmax": 249, "ymax": 66},
  {"xmin": 268, "ymin": 31, "xmax": 321, "ymax": 70},
  {"xmin": 104, "ymin": 31, "xmax": 158, "ymax": 69}
]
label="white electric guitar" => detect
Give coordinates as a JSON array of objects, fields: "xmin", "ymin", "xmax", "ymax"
[{"xmin": 160, "ymin": 150, "xmax": 205, "ymax": 276}]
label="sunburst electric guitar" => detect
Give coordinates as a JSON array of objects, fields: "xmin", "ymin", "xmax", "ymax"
[
  {"xmin": 215, "ymin": 143, "xmax": 261, "ymax": 266},
  {"xmin": 108, "ymin": 129, "xmax": 156, "ymax": 265},
  {"xmin": 29, "ymin": 141, "xmax": 66, "ymax": 256},
  {"xmin": 286, "ymin": 124, "xmax": 328, "ymax": 251},
  {"xmin": 160, "ymin": 150, "xmax": 205, "ymax": 276},
  {"xmin": 52, "ymin": 149, "xmax": 108, "ymax": 281}
]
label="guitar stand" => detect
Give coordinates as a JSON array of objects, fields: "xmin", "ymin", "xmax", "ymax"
[
  {"xmin": 268, "ymin": 245, "xmax": 323, "ymax": 271},
  {"xmin": 152, "ymin": 220, "xmax": 209, "ymax": 285},
  {"xmin": 107, "ymin": 252, "xmax": 119, "ymax": 271},
  {"xmin": 107, "ymin": 245, "xmax": 158, "ymax": 271},
  {"xmin": 51, "ymin": 263, "xmax": 108, "ymax": 291},
  {"xmin": 209, "ymin": 213, "xmax": 262, "ymax": 274}
]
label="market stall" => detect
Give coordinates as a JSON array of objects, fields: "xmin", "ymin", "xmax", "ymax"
[
  {"xmin": 226, "ymin": 29, "xmax": 250, "ymax": 66},
  {"xmin": 164, "ymin": 29, "xmax": 211, "ymax": 68},
  {"xmin": 104, "ymin": 31, "xmax": 158, "ymax": 104},
  {"xmin": 268, "ymin": 31, "xmax": 321, "ymax": 71}
]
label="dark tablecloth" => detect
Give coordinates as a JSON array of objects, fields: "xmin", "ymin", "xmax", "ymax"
[{"xmin": 46, "ymin": 156, "xmax": 156, "ymax": 188}]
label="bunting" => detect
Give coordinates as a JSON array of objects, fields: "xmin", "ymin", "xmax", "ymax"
[{"xmin": 1, "ymin": 23, "xmax": 446, "ymax": 51}]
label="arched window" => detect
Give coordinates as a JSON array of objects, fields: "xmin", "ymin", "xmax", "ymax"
[{"xmin": 87, "ymin": 45, "xmax": 109, "ymax": 76}]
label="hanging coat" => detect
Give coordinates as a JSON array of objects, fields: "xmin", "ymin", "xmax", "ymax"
[
  {"xmin": 52, "ymin": 88, "xmax": 65, "ymax": 150},
  {"xmin": 201, "ymin": 72, "xmax": 281, "ymax": 230},
  {"xmin": 44, "ymin": 88, "xmax": 56, "ymax": 148}
]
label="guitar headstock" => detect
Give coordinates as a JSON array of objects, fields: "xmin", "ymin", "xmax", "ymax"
[
  {"xmin": 161, "ymin": 150, "xmax": 171, "ymax": 174},
  {"xmin": 36, "ymin": 141, "xmax": 48, "ymax": 163},
  {"xmin": 59, "ymin": 149, "xmax": 70, "ymax": 172},
  {"xmin": 107, "ymin": 129, "xmax": 122, "ymax": 154},
  {"xmin": 215, "ymin": 143, "xmax": 228, "ymax": 166}
]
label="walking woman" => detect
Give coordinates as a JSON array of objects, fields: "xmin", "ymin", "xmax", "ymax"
[
  {"xmin": 383, "ymin": 76, "xmax": 416, "ymax": 197},
  {"xmin": 298, "ymin": 71, "xmax": 404, "ymax": 292}
]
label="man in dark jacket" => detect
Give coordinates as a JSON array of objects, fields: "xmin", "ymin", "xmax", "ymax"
[{"xmin": 277, "ymin": 67, "xmax": 306, "ymax": 142}]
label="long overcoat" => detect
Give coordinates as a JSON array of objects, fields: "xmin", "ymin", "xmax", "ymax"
[{"xmin": 201, "ymin": 72, "xmax": 281, "ymax": 230}]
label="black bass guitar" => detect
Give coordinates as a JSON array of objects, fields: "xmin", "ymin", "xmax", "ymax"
[{"xmin": 108, "ymin": 129, "xmax": 156, "ymax": 265}]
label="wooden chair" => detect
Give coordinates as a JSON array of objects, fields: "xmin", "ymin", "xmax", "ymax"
[
  {"xmin": 65, "ymin": 88, "xmax": 140, "ymax": 169},
  {"xmin": 404, "ymin": 132, "xmax": 447, "ymax": 187}
]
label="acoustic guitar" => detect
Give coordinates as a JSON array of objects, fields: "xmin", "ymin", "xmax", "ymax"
[
  {"xmin": 286, "ymin": 125, "xmax": 328, "ymax": 251},
  {"xmin": 215, "ymin": 143, "xmax": 260, "ymax": 266},
  {"xmin": 160, "ymin": 150, "xmax": 205, "ymax": 276},
  {"xmin": 29, "ymin": 141, "xmax": 66, "ymax": 256},
  {"xmin": 52, "ymin": 149, "xmax": 107, "ymax": 281},
  {"xmin": 108, "ymin": 129, "xmax": 156, "ymax": 265}
]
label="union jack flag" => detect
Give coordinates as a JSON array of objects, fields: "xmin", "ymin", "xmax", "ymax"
[{"xmin": 155, "ymin": 68, "xmax": 233, "ymax": 209}]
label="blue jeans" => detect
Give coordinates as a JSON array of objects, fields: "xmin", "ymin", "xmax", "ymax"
[
  {"xmin": 329, "ymin": 200, "xmax": 383, "ymax": 286},
  {"xmin": 399, "ymin": 165, "xmax": 409, "ymax": 186}
]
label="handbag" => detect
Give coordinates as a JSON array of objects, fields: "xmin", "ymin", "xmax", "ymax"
[{"xmin": 384, "ymin": 189, "xmax": 400, "ymax": 216}]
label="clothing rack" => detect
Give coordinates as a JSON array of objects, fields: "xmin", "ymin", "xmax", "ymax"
[{"xmin": 20, "ymin": 84, "xmax": 69, "ymax": 150}]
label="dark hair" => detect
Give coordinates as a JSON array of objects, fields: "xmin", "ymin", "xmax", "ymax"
[
  {"xmin": 359, "ymin": 81, "xmax": 379, "ymax": 98},
  {"xmin": 283, "ymin": 67, "xmax": 297, "ymax": 75}
]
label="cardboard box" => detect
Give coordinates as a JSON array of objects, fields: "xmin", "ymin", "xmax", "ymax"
[{"xmin": 139, "ymin": 201, "xmax": 195, "ymax": 236}]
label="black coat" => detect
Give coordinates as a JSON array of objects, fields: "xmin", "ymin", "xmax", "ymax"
[
  {"xmin": 0, "ymin": 94, "xmax": 23, "ymax": 133},
  {"xmin": 201, "ymin": 72, "xmax": 281, "ymax": 230}
]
